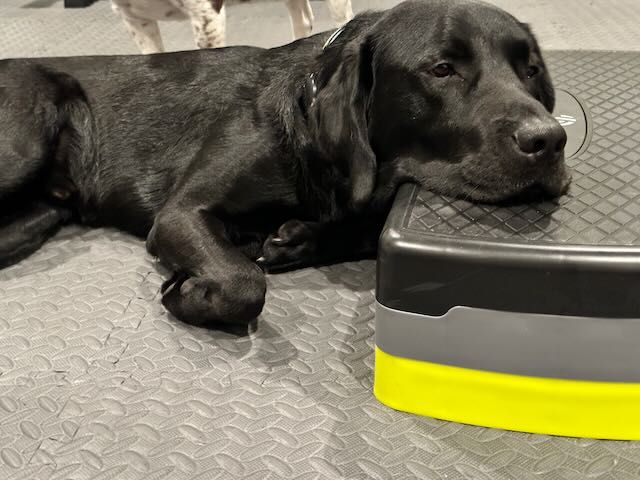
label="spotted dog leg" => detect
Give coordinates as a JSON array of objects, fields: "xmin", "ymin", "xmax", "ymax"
[
  {"xmin": 284, "ymin": 0, "xmax": 314, "ymax": 39},
  {"xmin": 112, "ymin": 2, "xmax": 165, "ymax": 54},
  {"xmin": 185, "ymin": 0, "xmax": 226, "ymax": 49},
  {"xmin": 325, "ymin": 0, "xmax": 353, "ymax": 25}
]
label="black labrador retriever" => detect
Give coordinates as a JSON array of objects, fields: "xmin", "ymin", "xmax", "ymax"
[{"xmin": 0, "ymin": 0, "xmax": 568, "ymax": 328}]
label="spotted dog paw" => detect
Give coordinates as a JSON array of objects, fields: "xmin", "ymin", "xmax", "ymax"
[{"xmin": 257, "ymin": 220, "xmax": 318, "ymax": 273}]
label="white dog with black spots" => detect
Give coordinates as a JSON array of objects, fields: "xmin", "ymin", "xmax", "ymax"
[{"xmin": 111, "ymin": 0, "xmax": 354, "ymax": 54}]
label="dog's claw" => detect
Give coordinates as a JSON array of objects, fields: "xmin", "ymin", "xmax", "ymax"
[
  {"xmin": 161, "ymin": 271, "xmax": 187, "ymax": 294},
  {"xmin": 256, "ymin": 256, "xmax": 267, "ymax": 271}
]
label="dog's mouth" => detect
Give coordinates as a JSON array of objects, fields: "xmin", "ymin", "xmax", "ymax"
[
  {"xmin": 495, "ymin": 181, "xmax": 567, "ymax": 206},
  {"xmin": 459, "ymin": 167, "xmax": 571, "ymax": 205}
]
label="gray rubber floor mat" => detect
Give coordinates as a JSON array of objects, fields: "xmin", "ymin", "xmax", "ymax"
[
  {"xmin": 2, "ymin": 1, "xmax": 640, "ymax": 479},
  {"xmin": 4, "ymin": 230, "xmax": 640, "ymax": 480}
]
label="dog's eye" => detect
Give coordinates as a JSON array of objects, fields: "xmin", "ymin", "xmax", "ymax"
[
  {"xmin": 431, "ymin": 63, "xmax": 455, "ymax": 78},
  {"xmin": 526, "ymin": 65, "xmax": 540, "ymax": 78}
]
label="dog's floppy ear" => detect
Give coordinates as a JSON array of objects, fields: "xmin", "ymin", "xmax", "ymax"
[
  {"xmin": 536, "ymin": 59, "xmax": 555, "ymax": 113},
  {"xmin": 311, "ymin": 35, "xmax": 376, "ymax": 211},
  {"xmin": 519, "ymin": 23, "xmax": 555, "ymax": 112}
]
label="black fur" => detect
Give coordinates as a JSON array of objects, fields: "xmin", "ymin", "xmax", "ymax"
[{"xmin": 0, "ymin": 0, "xmax": 568, "ymax": 328}]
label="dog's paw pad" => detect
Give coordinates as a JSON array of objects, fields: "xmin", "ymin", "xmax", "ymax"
[
  {"xmin": 258, "ymin": 220, "xmax": 317, "ymax": 272},
  {"xmin": 272, "ymin": 220, "xmax": 314, "ymax": 246}
]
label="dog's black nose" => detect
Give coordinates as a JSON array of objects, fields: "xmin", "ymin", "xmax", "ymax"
[{"xmin": 514, "ymin": 119, "xmax": 567, "ymax": 162}]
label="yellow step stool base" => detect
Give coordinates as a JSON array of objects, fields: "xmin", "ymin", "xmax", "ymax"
[{"xmin": 374, "ymin": 347, "xmax": 640, "ymax": 440}]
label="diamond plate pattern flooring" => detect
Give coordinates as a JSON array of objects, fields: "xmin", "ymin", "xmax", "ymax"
[{"xmin": 2, "ymin": 0, "xmax": 640, "ymax": 478}]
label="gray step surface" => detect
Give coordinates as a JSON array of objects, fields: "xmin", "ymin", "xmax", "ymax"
[{"xmin": 2, "ymin": 0, "xmax": 640, "ymax": 478}]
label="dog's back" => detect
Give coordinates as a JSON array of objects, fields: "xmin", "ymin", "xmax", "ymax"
[{"xmin": 0, "ymin": 47, "xmax": 273, "ymax": 231}]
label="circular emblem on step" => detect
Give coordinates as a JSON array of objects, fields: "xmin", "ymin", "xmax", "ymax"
[
  {"xmin": 555, "ymin": 114, "xmax": 577, "ymax": 127},
  {"xmin": 553, "ymin": 89, "xmax": 590, "ymax": 158}
]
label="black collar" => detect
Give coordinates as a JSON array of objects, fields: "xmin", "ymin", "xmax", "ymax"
[{"xmin": 304, "ymin": 26, "xmax": 345, "ymax": 108}]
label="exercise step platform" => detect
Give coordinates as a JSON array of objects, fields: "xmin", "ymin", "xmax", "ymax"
[{"xmin": 374, "ymin": 50, "xmax": 640, "ymax": 440}]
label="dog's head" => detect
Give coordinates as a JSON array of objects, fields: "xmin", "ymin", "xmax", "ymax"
[{"xmin": 310, "ymin": 0, "xmax": 570, "ymax": 207}]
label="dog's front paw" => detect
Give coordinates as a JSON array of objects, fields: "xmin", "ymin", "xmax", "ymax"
[
  {"xmin": 257, "ymin": 220, "xmax": 317, "ymax": 273},
  {"xmin": 161, "ymin": 271, "xmax": 265, "ymax": 328}
]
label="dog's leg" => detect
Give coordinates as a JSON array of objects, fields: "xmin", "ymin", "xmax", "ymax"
[
  {"xmin": 122, "ymin": 16, "xmax": 165, "ymax": 54},
  {"xmin": 257, "ymin": 216, "xmax": 385, "ymax": 273},
  {"xmin": 0, "ymin": 63, "xmax": 87, "ymax": 268},
  {"xmin": 324, "ymin": 0, "xmax": 353, "ymax": 25},
  {"xmin": 147, "ymin": 206, "xmax": 266, "ymax": 327},
  {"xmin": 284, "ymin": 0, "xmax": 314, "ymax": 39},
  {"xmin": 0, "ymin": 202, "xmax": 71, "ymax": 268},
  {"xmin": 186, "ymin": 1, "xmax": 226, "ymax": 48},
  {"xmin": 113, "ymin": 4, "xmax": 165, "ymax": 54}
]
